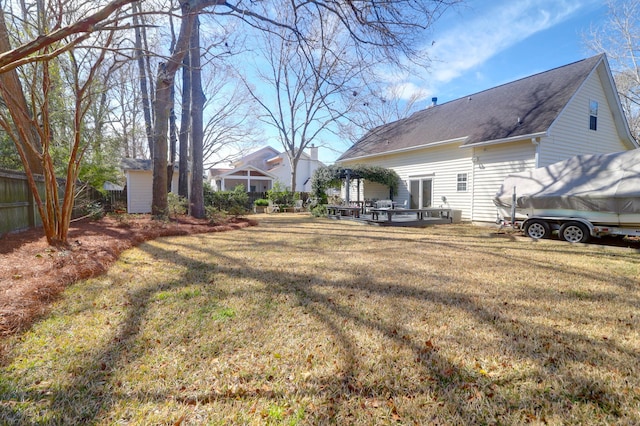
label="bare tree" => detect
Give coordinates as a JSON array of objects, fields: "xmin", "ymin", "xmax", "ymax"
[
  {"xmin": 189, "ymin": 15, "xmax": 205, "ymax": 218},
  {"xmin": 336, "ymin": 84, "xmax": 423, "ymax": 153},
  {"xmin": 0, "ymin": 0, "xmax": 133, "ymax": 245},
  {"xmin": 151, "ymin": 0, "xmax": 458, "ymax": 216},
  {"xmin": 107, "ymin": 60, "xmax": 149, "ymax": 159},
  {"xmin": 0, "ymin": 0, "xmax": 137, "ymax": 73},
  {"xmin": 240, "ymin": 15, "xmax": 374, "ymax": 192},
  {"xmin": 201, "ymin": 74, "xmax": 261, "ymax": 168},
  {"xmin": 132, "ymin": 0, "xmax": 155, "ymax": 157},
  {"xmin": 0, "ymin": 7, "xmax": 43, "ymax": 175},
  {"xmin": 178, "ymin": 45, "xmax": 192, "ymax": 198},
  {"xmin": 586, "ymin": 0, "xmax": 640, "ymax": 140},
  {"xmin": 151, "ymin": 0, "xmax": 223, "ymax": 218}
]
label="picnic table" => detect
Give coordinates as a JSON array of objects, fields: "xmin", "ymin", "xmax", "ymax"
[
  {"xmin": 327, "ymin": 205, "xmax": 361, "ymax": 218},
  {"xmin": 370, "ymin": 207, "xmax": 452, "ymax": 223}
]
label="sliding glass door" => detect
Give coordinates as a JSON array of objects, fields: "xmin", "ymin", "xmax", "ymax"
[{"xmin": 409, "ymin": 178, "xmax": 432, "ymax": 209}]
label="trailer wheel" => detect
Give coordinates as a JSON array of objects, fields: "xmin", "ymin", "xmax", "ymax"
[
  {"xmin": 559, "ymin": 221, "xmax": 590, "ymax": 243},
  {"xmin": 524, "ymin": 219, "xmax": 550, "ymax": 239}
]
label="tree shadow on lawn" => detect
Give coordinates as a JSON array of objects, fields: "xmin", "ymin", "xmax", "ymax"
[
  {"xmin": 156, "ymin": 237, "xmax": 636, "ymax": 422},
  {"xmin": 1, "ymin": 225, "xmax": 637, "ymax": 424}
]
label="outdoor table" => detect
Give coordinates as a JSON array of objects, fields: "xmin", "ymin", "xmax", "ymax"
[
  {"xmin": 327, "ymin": 205, "xmax": 361, "ymax": 218},
  {"xmin": 370, "ymin": 208, "xmax": 451, "ymax": 222}
]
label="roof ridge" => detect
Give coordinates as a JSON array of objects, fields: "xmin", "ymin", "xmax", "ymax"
[{"xmin": 413, "ymin": 54, "xmax": 603, "ymax": 113}]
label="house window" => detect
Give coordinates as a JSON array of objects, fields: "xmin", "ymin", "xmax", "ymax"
[
  {"xmin": 589, "ymin": 100, "xmax": 598, "ymax": 131},
  {"xmin": 457, "ymin": 173, "xmax": 468, "ymax": 192}
]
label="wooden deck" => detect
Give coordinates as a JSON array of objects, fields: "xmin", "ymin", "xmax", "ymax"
[{"xmin": 327, "ymin": 206, "xmax": 454, "ymax": 227}]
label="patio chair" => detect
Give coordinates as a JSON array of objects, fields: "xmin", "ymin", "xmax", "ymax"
[
  {"xmin": 375, "ymin": 200, "xmax": 393, "ymax": 209},
  {"xmin": 268, "ymin": 200, "xmax": 280, "ymax": 213},
  {"xmin": 293, "ymin": 199, "xmax": 304, "ymax": 212}
]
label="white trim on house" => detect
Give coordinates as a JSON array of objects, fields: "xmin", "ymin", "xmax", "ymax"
[
  {"xmin": 342, "ymin": 137, "xmax": 468, "ymax": 162},
  {"xmin": 212, "ymin": 165, "xmax": 277, "ymax": 192},
  {"xmin": 460, "ymin": 132, "xmax": 548, "ymax": 149}
]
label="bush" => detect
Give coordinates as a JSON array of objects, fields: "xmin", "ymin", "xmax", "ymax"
[
  {"xmin": 311, "ymin": 204, "xmax": 327, "ymax": 217},
  {"xmin": 86, "ymin": 201, "xmax": 105, "ymax": 220},
  {"xmin": 167, "ymin": 192, "xmax": 188, "ymax": 216},
  {"xmin": 205, "ymin": 205, "xmax": 225, "ymax": 224},
  {"xmin": 254, "ymin": 198, "xmax": 269, "ymax": 206},
  {"xmin": 266, "ymin": 182, "xmax": 294, "ymax": 206},
  {"xmin": 203, "ymin": 181, "xmax": 216, "ymax": 206},
  {"xmin": 207, "ymin": 184, "xmax": 250, "ymax": 212}
]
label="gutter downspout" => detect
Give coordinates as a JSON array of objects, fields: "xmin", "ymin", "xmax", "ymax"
[{"xmin": 532, "ymin": 137, "xmax": 540, "ymax": 168}]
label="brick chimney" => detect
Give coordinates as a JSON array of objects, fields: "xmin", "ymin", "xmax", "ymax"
[{"xmin": 309, "ymin": 144, "xmax": 318, "ymax": 161}]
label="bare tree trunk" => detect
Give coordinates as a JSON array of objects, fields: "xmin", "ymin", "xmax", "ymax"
[
  {"xmin": 189, "ymin": 15, "xmax": 205, "ymax": 218},
  {"xmin": 168, "ymin": 84, "xmax": 177, "ymax": 193},
  {"xmin": 289, "ymin": 162, "xmax": 297, "ymax": 193},
  {"xmin": 151, "ymin": 1, "xmax": 200, "ymax": 219},
  {"xmin": 0, "ymin": 8, "xmax": 43, "ymax": 175},
  {"xmin": 132, "ymin": 1, "xmax": 154, "ymax": 158},
  {"xmin": 152, "ymin": 62, "xmax": 171, "ymax": 218},
  {"xmin": 178, "ymin": 49, "xmax": 191, "ymax": 199}
]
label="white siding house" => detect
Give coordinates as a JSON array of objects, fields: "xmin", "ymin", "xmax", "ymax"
[
  {"xmin": 209, "ymin": 145, "xmax": 324, "ymax": 193},
  {"xmin": 337, "ymin": 55, "xmax": 638, "ymax": 223}
]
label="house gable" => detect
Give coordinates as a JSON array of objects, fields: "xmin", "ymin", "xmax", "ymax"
[
  {"xmin": 233, "ymin": 146, "xmax": 281, "ymax": 169},
  {"xmin": 337, "ymin": 55, "xmax": 637, "ymax": 223},
  {"xmin": 338, "ymin": 54, "xmax": 636, "ymax": 162},
  {"xmin": 541, "ymin": 60, "xmax": 637, "ymax": 166}
]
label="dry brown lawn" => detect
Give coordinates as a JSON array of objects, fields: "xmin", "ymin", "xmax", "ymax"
[{"xmin": 1, "ymin": 214, "xmax": 639, "ymax": 424}]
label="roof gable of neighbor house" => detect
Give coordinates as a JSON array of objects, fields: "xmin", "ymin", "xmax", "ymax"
[
  {"xmin": 339, "ymin": 54, "xmax": 609, "ymax": 161},
  {"xmin": 232, "ymin": 146, "xmax": 281, "ymax": 168}
]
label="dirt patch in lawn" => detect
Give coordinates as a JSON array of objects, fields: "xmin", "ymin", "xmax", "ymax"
[{"xmin": 0, "ymin": 215, "xmax": 256, "ymax": 340}]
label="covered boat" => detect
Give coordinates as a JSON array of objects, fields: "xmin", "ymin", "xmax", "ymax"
[{"xmin": 494, "ymin": 149, "xmax": 640, "ymax": 227}]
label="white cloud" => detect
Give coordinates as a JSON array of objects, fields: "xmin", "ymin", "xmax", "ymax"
[{"xmin": 385, "ymin": 0, "xmax": 594, "ymax": 101}]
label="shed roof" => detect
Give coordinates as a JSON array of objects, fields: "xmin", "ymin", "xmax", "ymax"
[
  {"xmin": 121, "ymin": 158, "xmax": 179, "ymax": 171},
  {"xmin": 338, "ymin": 54, "xmax": 608, "ymax": 161}
]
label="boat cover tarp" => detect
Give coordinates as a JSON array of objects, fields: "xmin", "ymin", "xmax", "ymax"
[{"xmin": 494, "ymin": 149, "xmax": 640, "ymax": 214}]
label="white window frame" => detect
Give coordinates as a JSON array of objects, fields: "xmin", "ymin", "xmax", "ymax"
[{"xmin": 456, "ymin": 173, "xmax": 468, "ymax": 192}]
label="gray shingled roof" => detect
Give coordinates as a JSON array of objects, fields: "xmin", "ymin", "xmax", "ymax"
[
  {"xmin": 338, "ymin": 54, "xmax": 604, "ymax": 161},
  {"xmin": 120, "ymin": 158, "xmax": 179, "ymax": 171}
]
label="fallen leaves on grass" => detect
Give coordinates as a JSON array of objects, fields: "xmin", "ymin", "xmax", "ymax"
[{"xmin": 0, "ymin": 214, "xmax": 256, "ymax": 339}]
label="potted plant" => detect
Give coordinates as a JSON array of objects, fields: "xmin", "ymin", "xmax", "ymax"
[{"xmin": 253, "ymin": 198, "xmax": 269, "ymax": 213}]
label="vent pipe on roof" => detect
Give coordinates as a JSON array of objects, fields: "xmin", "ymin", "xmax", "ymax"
[{"xmin": 431, "ymin": 97, "xmax": 437, "ymax": 107}]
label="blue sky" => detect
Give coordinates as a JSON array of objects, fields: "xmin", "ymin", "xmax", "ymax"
[
  {"xmin": 398, "ymin": 0, "xmax": 605, "ymax": 103},
  {"xmin": 225, "ymin": 0, "xmax": 609, "ymax": 165},
  {"xmin": 313, "ymin": 0, "xmax": 607, "ymax": 163}
]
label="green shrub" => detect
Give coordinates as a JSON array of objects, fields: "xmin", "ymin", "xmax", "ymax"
[
  {"xmin": 266, "ymin": 182, "xmax": 294, "ymax": 206},
  {"xmin": 227, "ymin": 205, "xmax": 247, "ymax": 217},
  {"xmin": 203, "ymin": 181, "xmax": 216, "ymax": 206},
  {"xmin": 207, "ymin": 184, "xmax": 250, "ymax": 212},
  {"xmin": 167, "ymin": 192, "xmax": 188, "ymax": 216},
  {"xmin": 254, "ymin": 198, "xmax": 269, "ymax": 206},
  {"xmin": 205, "ymin": 205, "xmax": 225, "ymax": 224},
  {"xmin": 311, "ymin": 204, "xmax": 327, "ymax": 217},
  {"xmin": 86, "ymin": 201, "xmax": 105, "ymax": 220}
]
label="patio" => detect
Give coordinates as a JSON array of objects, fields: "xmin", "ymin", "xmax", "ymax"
[{"xmin": 327, "ymin": 204, "xmax": 457, "ymax": 227}]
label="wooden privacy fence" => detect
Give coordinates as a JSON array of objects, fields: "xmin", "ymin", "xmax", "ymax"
[
  {"xmin": 0, "ymin": 168, "xmax": 44, "ymax": 235},
  {"xmin": 0, "ymin": 169, "xmax": 123, "ymax": 236}
]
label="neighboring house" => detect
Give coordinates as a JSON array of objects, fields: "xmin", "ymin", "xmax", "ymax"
[
  {"xmin": 337, "ymin": 54, "xmax": 638, "ymax": 223},
  {"xmin": 209, "ymin": 145, "xmax": 323, "ymax": 192},
  {"xmin": 121, "ymin": 158, "xmax": 182, "ymax": 214}
]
